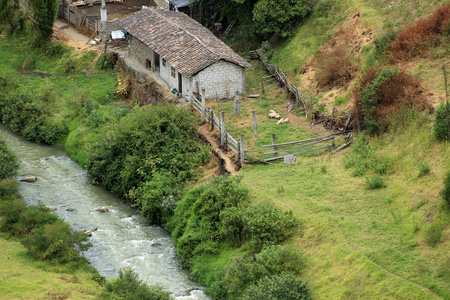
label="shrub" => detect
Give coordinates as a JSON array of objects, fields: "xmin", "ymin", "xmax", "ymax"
[
  {"xmin": 443, "ymin": 170, "xmax": 450, "ymax": 207},
  {"xmin": 102, "ymin": 268, "xmax": 171, "ymax": 300},
  {"xmin": 86, "ymin": 104, "xmax": 209, "ymax": 201},
  {"xmin": 241, "ymin": 202, "xmax": 298, "ymax": 251},
  {"xmin": 243, "ymin": 272, "xmax": 311, "ymax": 300},
  {"xmin": 433, "ymin": 102, "xmax": 450, "ymax": 141},
  {"xmin": 0, "ymin": 135, "xmax": 19, "ymax": 179},
  {"xmin": 21, "ymin": 219, "xmax": 90, "ymax": 262},
  {"xmin": 354, "ymin": 67, "xmax": 432, "ymax": 132},
  {"xmin": 365, "ymin": 174, "xmax": 387, "ymax": 190},
  {"xmin": 97, "ymin": 52, "xmax": 118, "ymax": 70},
  {"xmin": 170, "ymin": 176, "xmax": 249, "ymax": 265},
  {"xmin": 0, "ymin": 179, "xmax": 19, "ymax": 199},
  {"xmin": 2, "ymin": 204, "xmax": 58, "ymax": 237},
  {"xmin": 0, "ymin": 89, "xmax": 68, "ymax": 144},
  {"xmin": 315, "ymin": 46, "xmax": 357, "ymax": 89},
  {"xmin": 252, "ymin": 0, "xmax": 312, "ymax": 38},
  {"xmin": 390, "ymin": 4, "xmax": 450, "ymax": 61}
]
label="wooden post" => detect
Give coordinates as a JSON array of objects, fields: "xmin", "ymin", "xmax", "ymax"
[
  {"xmin": 201, "ymin": 88, "xmax": 206, "ymax": 123},
  {"xmin": 237, "ymin": 141, "xmax": 241, "ymax": 161},
  {"xmin": 240, "ymin": 134, "xmax": 245, "ymax": 164},
  {"xmin": 210, "ymin": 110, "xmax": 214, "ymax": 131},
  {"xmin": 234, "ymin": 91, "xmax": 241, "ymax": 116},
  {"xmin": 220, "ymin": 111, "xmax": 225, "ymax": 148},
  {"xmin": 261, "ymin": 80, "xmax": 265, "ymax": 93},
  {"xmin": 188, "ymin": 96, "xmax": 192, "ymax": 112},
  {"xmin": 252, "ymin": 110, "xmax": 258, "ymax": 137},
  {"xmin": 330, "ymin": 107, "xmax": 335, "ymax": 130},
  {"xmin": 344, "ymin": 109, "xmax": 352, "ymax": 131},
  {"xmin": 225, "ymin": 129, "xmax": 228, "ymax": 150},
  {"xmin": 271, "ymin": 133, "xmax": 277, "ymax": 158}
]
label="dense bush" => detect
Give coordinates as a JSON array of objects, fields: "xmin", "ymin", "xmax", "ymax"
[
  {"xmin": 86, "ymin": 104, "xmax": 209, "ymax": 224},
  {"xmin": 354, "ymin": 66, "xmax": 432, "ymax": 133},
  {"xmin": 0, "ymin": 89, "xmax": 68, "ymax": 144},
  {"xmin": 97, "ymin": 52, "xmax": 118, "ymax": 70},
  {"xmin": 224, "ymin": 246, "xmax": 306, "ymax": 294},
  {"xmin": 433, "ymin": 102, "xmax": 450, "ymax": 141},
  {"xmin": 365, "ymin": 174, "xmax": 387, "ymax": 190},
  {"xmin": 101, "ymin": 268, "xmax": 171, "ymax": 300},
  {"xmin": 170, "ymin": 176, "xmax": 249, "ymax": 264},
  {"xmin": 443, "ymin": 170, "xmax": 450, "ymax": 207},
  {"xmin": 0, "ymin": 135, "xmax": 19, "ymax": 179},
  {"xmin": 252, "ymin": 0, "xmax": 312, "ymax": 38},
  {"xmin": 243, "ymin": 272, "xmax": 311, "ymax": 300},
  {"xmin": 21, "ymin": 219, "xmax": 90, "ymax": 262}
]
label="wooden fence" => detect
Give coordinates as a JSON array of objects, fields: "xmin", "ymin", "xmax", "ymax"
[
  {"xmin": 189, "ymin": 94, "xmax": 247, "ymax": 165},
  {"xmin": 251, "ymin": 49, "xmax": 353, "ymax": 131}
]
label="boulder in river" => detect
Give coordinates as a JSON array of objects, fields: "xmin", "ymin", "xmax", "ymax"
[
  {"xmin": 130, "ymin": 203, "xmax": 140, "ymax": 208},
  {"xmin": 99, "ymin": 206, "xmax": 109, "ymax": 212},
  {"xmin": 45, "ymin": 206, "xmax": 57, "ymax": 211},
  {"xmin": 151, "ymin": 242, "xmax": 162, "ymax": 247},
  {"xmin": 80, "ymin": 230, "xmax": 92, "ymax": 236},
  {"xmin": 21, "ymin": 176, "xmax": 37, "ymax": 182},
  {"xmin": 66, "ymin": 208, "xmax": 76, "ymax": 211}
]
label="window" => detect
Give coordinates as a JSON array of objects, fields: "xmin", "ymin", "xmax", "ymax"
[
  {"xmin": 146, "ymin": 59, "xmax": 151, "ymax": 70},
  {"xmin": 162, "ymin": 59, "xmax": 166, "ymax": 67},
  {"xmin": 171, "ymin": 66, "xmax": 176, "ymax": 78}
]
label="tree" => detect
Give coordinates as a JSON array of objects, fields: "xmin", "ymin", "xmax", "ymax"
[
  {"xmin": 29, "ymin": 0, "xmax": 58, "ymax": 45},
  {"xmin": 252, "ymin": 0, "xmax": 312, "ymax": 38}
]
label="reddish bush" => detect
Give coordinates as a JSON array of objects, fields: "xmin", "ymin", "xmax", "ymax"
[
  {"xmin": 390, "ymin": 4, "xmax": 450, "ymax": 60},
  {"xmin": 354, "ymin": 67, "xmax": 433, "ymax": 130}
]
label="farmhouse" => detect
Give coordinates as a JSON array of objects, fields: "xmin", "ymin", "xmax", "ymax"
[{"xmin": 119, "ymin": 8, "xmax": 253, "ymax": 99}]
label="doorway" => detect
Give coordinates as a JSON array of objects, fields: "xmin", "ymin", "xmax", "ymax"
[
  {"xmin": 154, "ymin": 53, "xmax": 160, "ymax": 72},
  {"xmin": 178, "ymin": 73, "xmax": 183, "ymax": 95}
]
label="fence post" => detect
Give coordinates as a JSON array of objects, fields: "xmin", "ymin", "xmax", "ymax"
[
  {"xmin": 252, "ymin": 110, "xmax": 258, "ymax": 137},
  {"xmin": 234, "ymin": 91, "xmax": 241, "ymax": 116},
  {"xmin": 261, "ymin": 80, "xmax": 265, "ymax": 93},
  {"xmin": 330, "ymin": 107, "xmax": 335, "ymax": 130},
  {"xmin": 201, "ymin": 88, "xmax": 206, "ymax": 123},
  {"xmin": 188, "ymin": 95, "xmax": 192, "ymax": 112},
  {"xmin": 210, "ymin": 110, "xmax": 214, "ymax": 131},
  {"xmin": 220, "ymin": 111, "xmax": 225, "ymax": 148},
  {"xmin": 345, "ymin": 109, "xmax": 352, "ymax": 131},
  {"xmin": 237, "ymin": 141, "xmax": 241, "ymax": 162},
  {"xmin": 240, "ymin": 134, "xmax": 245, "ymax": 164},
  {"xmin": 271, "ymin": 133, "xmax": 277, "ymax": 158}
]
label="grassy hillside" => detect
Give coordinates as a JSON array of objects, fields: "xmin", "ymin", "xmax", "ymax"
[{"xmin": 226, "ymin": 1, "xmax": 450, "ymax": 298}]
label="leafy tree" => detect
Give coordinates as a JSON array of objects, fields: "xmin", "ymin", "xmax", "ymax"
[
  {"xmin": 29, "ymin": 0, "xmax": 58, "ymax": 45},
  {"xmin": 252, "ymin": 0, "xmax": 312, "ymax": 38},
  {"xmin": 433, "ymin": 102, "xmax": 450, "ymax": 141}
]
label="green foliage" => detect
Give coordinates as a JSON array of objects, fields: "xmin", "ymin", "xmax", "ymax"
[
  {"xmin": 433, "ymin": 102, "xmax": 450, "ymax": 141},
  {"xmin": 224, "ymin": 246, "xmax": 306, "ymax": 294},
  {"xmin": 29, "ymin": 0, "xmax": 58, "ymax": 46},
  {"xmin": 360, "ymin": 67, "xmax": 399, "ymax": 134},
  {"xmin": 0, "ymin": 88, "xmax": 68, "ymax": 144},
  {"xmin": 86, "ymin": 105, "xmax": 209, "ymax": 223},
  {"xmin": 21, "ymin": 219, "xmax": 90, "ymax": 262},
  {"xmin": 334, "ymin": 95, "xmax": 348, "ymax": 106},
  {"xmin": 0, "ymin": 135, "xmax": 19, "ymax": 179},
  {"xmin": 443, "ymin": 170, "xmax": 450, "ymax": 207},
  {"xmin": 253, "ymin": 0, "xmax": 312, "ymax": 38},
  {"xmin": 170, "ymin": 176, "xmax": 249, "ymax": 265},
  {"xmin": 365, "ymin": 174, "xmax": 387, "ymax": 190},
  {"xmin": 101, "ymin": 268, "xmax": 171, "ymax": 300},
  {"xmin": 373, "ymin": 25, "xmax": 396, "ymax": 55},
  {"xmin": 40, "ymin": 41, "xmax": 69, "ymax": 58},
  {"xmin": 425, "ymin": 222, "xmax": 444, "ymax": 247},
  {"xmin": 0, "ymin": 179, "xmax": 19, "ymax": 199},
  {"xmin": 343, "ymin": 135, "xmax": 393, "ymax": 177},
  {"xmin": 243, "ymin": 272, "xmax": 311, "ymax": 300},
  {"xmin": 97, "ymin": 52, "xmax": 118, "ymax": 70}
]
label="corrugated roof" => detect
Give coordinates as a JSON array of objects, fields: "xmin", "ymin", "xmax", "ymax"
[{"xmin": 119, "ymin": 8, "xmax": 253, "ymax": 76}]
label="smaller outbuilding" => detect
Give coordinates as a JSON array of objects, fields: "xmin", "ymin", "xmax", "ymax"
[{"xmin": 119, "ymin": 8, "xmax": 253, "ymax": 99}]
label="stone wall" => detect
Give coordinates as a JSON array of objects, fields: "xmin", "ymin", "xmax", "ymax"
[
  {"xmin": 191, "ymin": 60, "xmax": 246, "ymax": 99},
  {"xmin": 130, "ymin": 36, "xmax": 154, "ymax": 67}
]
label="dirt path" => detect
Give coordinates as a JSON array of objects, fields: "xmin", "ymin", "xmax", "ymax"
[
  {"xmin": 53, "ymin": 19, "xmax": 102, "ymax": 53},
  {"xmin": 198, "ymin": 124, "xmax": 240, "ymax": 176}
]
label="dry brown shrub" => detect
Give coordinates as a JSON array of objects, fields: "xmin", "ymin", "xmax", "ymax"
[
  {"xmin": 315, "ymin": 45, "xmax": 358, "ymax": 89},
  {"xmin": 353, "ymin": 67, "xmax": 433, "ymax": 129},
  {"xmin": 390, "ymin": 4, "xmax": 450, "ymax": 61}
]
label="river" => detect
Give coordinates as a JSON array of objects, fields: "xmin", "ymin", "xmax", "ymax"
[{"xmin": 0, "ymin": 126, "xmax": 208, "ymax": 299}]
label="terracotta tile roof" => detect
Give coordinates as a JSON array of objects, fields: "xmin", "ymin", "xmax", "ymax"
[{"xmin": 119, "ymin": 8, "xmax": 253, "ymax": 76}]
